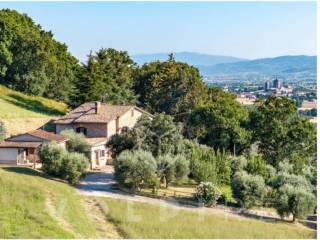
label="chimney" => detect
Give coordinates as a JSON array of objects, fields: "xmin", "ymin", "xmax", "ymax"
[{"xmin": 95, "ymin": 101, "xmax": 101, "ymax": 114}]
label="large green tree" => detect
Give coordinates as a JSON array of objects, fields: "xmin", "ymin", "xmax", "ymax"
[
  {"xmin": 134, "ymin": 56, "xmax": 207, "ymax": 121},
  {"xmin": 188, "ymin": 88, "xmax": 250, "ymax": 154},
  {"xmin": 108, "ymin": 113, "xmax": 184, "ymax": 157},
  {"xmin": 249, "ymin": 97, "xmax": 316, "ymax": 169},
  {"xmin": 71, "ymin": 48, "xmax": 137, "ymax": 107},
  {"xmin": 0, "ymin": 9, "xmax": 78, "ymax": 102}
]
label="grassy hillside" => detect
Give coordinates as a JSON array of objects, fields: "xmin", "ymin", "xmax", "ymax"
[
  {"xmin": 99, "ymin": 198, "xmax": 316, "ymax": 239},
  {"xmin": 0, "ymin": 167, "xmax": 119, "ymax": 238},
  {"xmin": 0, "ymin": 85, "xmax": 69, "ymax": 135}
]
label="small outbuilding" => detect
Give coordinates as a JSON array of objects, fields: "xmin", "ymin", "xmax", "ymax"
[{"xmin": 0, "ymin": 129, "xmax": 67, "ymax": 166}]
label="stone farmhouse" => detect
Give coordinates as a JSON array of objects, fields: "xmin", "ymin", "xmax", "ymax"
[
  {"xmin": 54, "ymin": 101, "xmax": 152, "ymax": 169},
  {"xmin": 0, "ymin": 102, "xmax": 152, "ymax": 169},
  {"xmin": 0, "ymin": 129, "xmax": 67, "ymax": 166}
]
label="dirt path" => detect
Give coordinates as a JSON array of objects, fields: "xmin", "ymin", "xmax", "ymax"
[
  {"xmin": 83, "ymin": 197, "xmax": 122, "ymax": 238},
  {"xmin": 45, "ymin": 191, "xmax": 77, "ymax": 237},
  {"xmin": 77, "ymin": 167, "xmax": 313, "ymax": 231}
]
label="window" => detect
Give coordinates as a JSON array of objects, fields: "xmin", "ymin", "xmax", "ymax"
[
  {"xmin": 76, "ymin": 127, "xmax": 87, "ymax": 136},
  {"xmin": 100, "ymin": 150, "xmax": 105, "ymax": 158}
]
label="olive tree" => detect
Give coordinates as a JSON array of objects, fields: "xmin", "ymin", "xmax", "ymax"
[
  {"xmin": 275, "ymin": 184, "xmax": 316, "ymax": 222},
  {"xmin": 114, "ymin": 150, "xmax": 158, "ymax": 191},
  {"xmin": 60, "ymin": 129, "xmax": 91, "ymax": 158},
  {"xmin": 231, "ymin": 170, "xmax": 266, "ymax": 208},
  {"xmin": 156, "ymin": 154, "xmax": 189, "ymax": 188}
]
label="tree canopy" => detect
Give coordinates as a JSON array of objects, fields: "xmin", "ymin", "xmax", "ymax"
[
  {"xmin": 188, "ymin": 88, "xmax": 250, "ymax": 154},
  {"xmin": 134, "ymin": 56, "xmax": 207, "ymax": 121},
  {"xmin": 0, "ymin": 9, "xmax": 78, "ymax": 102},
  {"xmin": 71, "ymin": 48, "xmax": 137, "ymax": 107},
  {"xmin": 249, "ymin": 97, "xmax": 316, "ymax": 169}
]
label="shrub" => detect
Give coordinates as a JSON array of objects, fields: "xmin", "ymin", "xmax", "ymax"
[
  {"xmin": 114, "ymin": 150, "xmax": 157, "ymax": 191},
  {"xmin": 39, "ymin": 142, "xmax": 65, "ymax": 177},
  {"xmin": 39, "ymin": 142, "xmax": 89, "ymax": 184},
  {"xmin": 194, "ymin": 182, "xmax": 221, "ymax": 207},
  {"xmin": 184, "ymin": 141, "xmax": 217, "ymax": 184},
  {"xmin": 156, "ymin": 154, "xmax": 189, "ymax": 187},
  {"xmin": 231, "ymin": 171, "xmax": 266, "ymax": 208},
  {"xmin": 60, "ymin": 129, "xmax": 91, "ymax": 158},
  {"xmin": 173, "ymin": 154, "xmax": 189, "ymax": 182},
  {"xmin": 61, "ymin": 152, "xmax": 89, "ymax": 184},
  {"xmin": 275, "ymin": 184, "xmax": 316, "ymax": 222}
]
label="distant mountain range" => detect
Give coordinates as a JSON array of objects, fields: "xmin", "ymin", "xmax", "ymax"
[
  {"xmin": 132, "ymin": 52, "xmax": 246, "ymax": 66},
  {"xmin": 197, "ymin": 55, "xmax": 316, "ymax": 76},
  {"xmin": 131, "ymin": 52, "xmax": 316, "ymax": 79}
]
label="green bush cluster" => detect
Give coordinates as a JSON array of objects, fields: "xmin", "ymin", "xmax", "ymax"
[
  {"xmin": 193, "ymin": 182, "xmax": 221, "ymax": 207},
  {"xmin": 114, "ymin": 150, "xmax": 190, "ymax": 191},
  {"xmin": 39, "ymin": 142, "xmax": 89, "ymax": 184}
]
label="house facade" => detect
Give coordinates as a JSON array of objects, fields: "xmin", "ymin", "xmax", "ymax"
[
  {"xmin": 54, "ymin": 101, "xmax": 152, "ymax": 169},
  {"xmin": 0, "ymin": 129, "xmax": 67, "ymax": 166}
]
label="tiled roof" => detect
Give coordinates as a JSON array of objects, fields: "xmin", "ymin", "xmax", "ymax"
[
  {"xmin": 54, "ymin": 102, "xmax": 146, "ymax": 124},
  {"xmin": 0, "ymin": 141, "xmax": 42, "ymax": 148},
  {"xmin": 28, "ymin": 129, "xmax": 67, "ymax": 142},
  {"xmin": 7, "ymin": 129, "xmax": 67, "ymax": 142},
  {"xmin": 85, "ymin": 137, "xmax": 109, "ymax": 146}
]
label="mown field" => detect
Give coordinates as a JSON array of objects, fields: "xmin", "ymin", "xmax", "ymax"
[
  {"xmin": 0, "ymin": 85, "xmax": 68, "ymax": 135},
  {"xmin": 0, "ymin": 166, "xmax": 316, "ymax": 239},
  {"xmin": 0, "ymin": 167, "xmax": 118, "ymax": 238},
  {"xmin": 99, "ymin": 197, "xmax": 316, "ymax": 239}
]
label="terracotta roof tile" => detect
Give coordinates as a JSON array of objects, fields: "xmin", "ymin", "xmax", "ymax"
[
  {"xmin": 0, "ymin": 141, "xmax": 42, "ymax": 148},
  {"xmin": 28, "ymin": 129, "xmax": 67, "ymax": 142},
  {"xmin": 54, "ymin": 102, "xmax": 141, "ymax": 124}
]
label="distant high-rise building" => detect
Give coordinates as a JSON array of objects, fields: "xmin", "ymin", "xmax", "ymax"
[
  {"xmin": 273, "ymin": 78, "xmax": 281, "ymax": 89},
  {"xmin": 264, "ymin": 81, "xmax": 270, "ymax": 91}
]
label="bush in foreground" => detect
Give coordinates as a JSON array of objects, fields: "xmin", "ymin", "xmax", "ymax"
[
  {"xmin": 231, "ymin": 170, "xmax": 266, "ymax": 208},
  {"xmin": 114, "ymin": 150, "xmax": 158, "ymax": 191},
  {"xmin": 39, "ymin": 142, "xmax": 65, "ymax": 177},
  {"xmin": 61, "ymin": 152, "xmax": 89, "ymax": 184},
  {"xmin": 194, "ymin": 182, "xmax": 221, "ymax": 207},
  {"xmin": 39, "ymin": 142, "xmax": 89, "ymax": 184},
  {"xmin": 275, "ymin": 184, "xmax": 316, "ymax": 222},
  {"xmin": 156, "ymin": 154, "xmax": 189, "ymax": 188}
]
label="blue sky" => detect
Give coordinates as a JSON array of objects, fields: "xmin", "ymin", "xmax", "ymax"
[{"xmin": 0, "ymin": 1, "xmax": 316, "ymax": 61}]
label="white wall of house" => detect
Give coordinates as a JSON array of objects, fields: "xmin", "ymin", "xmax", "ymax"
[
  {"xmin": 90, "ymin": 144, "xmax": 108, "ymax": 169},
  {"xmin": 107, "ymin": 108, "xmax": 143, "ymax": 138},
  {"xmin": 0, "ymin": 148, "xmax": 18, "ymax": 164}
]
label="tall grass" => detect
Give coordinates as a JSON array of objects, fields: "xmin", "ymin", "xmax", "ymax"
[
  {"xmin": 99, "ymin": 197, "xmax": 316, "ymax": 239},
  {"xmin": 0, "ymin": 167, "xmax": 103, "ymax": 238}
]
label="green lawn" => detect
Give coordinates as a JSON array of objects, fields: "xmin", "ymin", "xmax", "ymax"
[
  {"xmin": 0, "ymin": 85, "xmax": 69, "ymax": 135},
  {"xmin": 0, "ymin": 167, "xmax": 116, "ymax": 238},
  {"xmin": 0, "ymin": 85, "xmax": 68, "ymax": 119},
  {"xmin": 99, "ymin": 197, "xmax": 316, "ymax": 239}
]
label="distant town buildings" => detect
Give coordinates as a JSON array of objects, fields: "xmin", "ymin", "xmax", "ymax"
[
  {"xmin": 300, "ymin": 100, "xmax": 317, "ymax": 110},
  {"xmin": 273, "ymin": 78, "xmax": 281, "ymax": 89},
  {"xmin": 264, "ymin": 81, "xmax": 270, "ymax": 91},
  {"xmin": 236, "ymin": 94, "xmax": 256, "ymax": 105}
]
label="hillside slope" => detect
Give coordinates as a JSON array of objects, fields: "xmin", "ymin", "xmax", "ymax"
[
  {"xmin": 0, "ymin": 167, "xmax": 119, "ymax": 238},
  {"xmin": 0, "ymin": 85, "xmax": 69, "ymax": 136}
]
